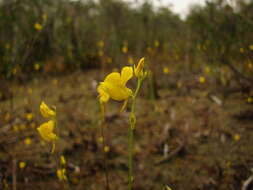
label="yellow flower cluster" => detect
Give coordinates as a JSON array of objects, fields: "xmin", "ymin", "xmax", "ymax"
[
  {"xmin": 57, "ymin": 168, "xmax": 67, "ymax": 181},
  {"xmin": 37, "ymin": 102, "xmax": 57, "ymax": 152}
]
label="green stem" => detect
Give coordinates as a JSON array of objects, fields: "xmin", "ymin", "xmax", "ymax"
[{"xmin": 128, "ymin": 78, "xmax": 143, "ymax": 190}]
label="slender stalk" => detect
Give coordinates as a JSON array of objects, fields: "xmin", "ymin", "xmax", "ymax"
[
  {"xmin": 128, "ymin": 79, "xmax": 143, "ymax": 190},
  {"xmin": 100, "ymin": 104, "xmax": 110, "ymax": 190}
]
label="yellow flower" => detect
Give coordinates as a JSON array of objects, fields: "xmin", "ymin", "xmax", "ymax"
[
  {"xmin": 233, "ymin": 134, "xmax": 240, "ymax": 141},
  {"xmin": 163, "ymin": 67, "xmax": 170, "ymax": 74},
  {"xmin": 34, "ymin": 23, "xmax": 42, "ymax": 31},
  {"xmin": 26, "ymin": 113, "xmax": 33, "ymax": 121},
  {"xmin": 104, "ymin": 145, "xmax": 110, "ymax": 153},
  {"xmin": 19, "ymin": 162, "xmax": 26, "ymax": 169},
  {"xmin": 239, "ymin": 47, "xmax": 244, "ymax": 53},
  {"xmin": 249, "ymin": 45, "xmax": 253, "ymax": 51},
  {"xmin": 97, "ymin": 40, "xmax": 104, "ymax": 48},
  {"xmin": 24, "ymin": 138, "xmax": 32, "ymax": 146},
  {"xmin": 97, "ymin": 66, "xmax": 133, "ymax": 103},
  {"xmin": 122, "ymin": 46, "xmax": 128, "ymax": 54},
  {"xmin": 40, "ymin": 101, "xmax": 56, "ymax": 118},
  {"xmin": 60, "ymin": 155, "xmax": 66, "ymax": 165},
  {"xmin": 134, "ymin": 57, "xmax": 145, "ymax": 78},
  {"xmin": 247, "ymin": 97, "xmax": 252, "ymax": 103},
  {"xmin": 198, "ymin": 76, "xmax": 206, "ymax": 83},
  {"xmin": 57, "ymin": 168, "xmax": 67, "ymax": 181},
  {"xmin": 37, "ymin": 120, "xmax": 57, "ymax": 142},
  {"xmin": 154, "ymin": 40, "xmax": 159, "ymax": 48},
  {"xmin": 204, "ymin": 66, "xmax": 210, "ymax": 74},
  {"xmin": 34, "ymin": 63, "xmax": 40, "ymax": 71}
]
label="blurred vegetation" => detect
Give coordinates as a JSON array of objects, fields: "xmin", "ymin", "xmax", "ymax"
[{"xmin": 0, "ymin": 0, "xmax": 252, "ymax": 83}]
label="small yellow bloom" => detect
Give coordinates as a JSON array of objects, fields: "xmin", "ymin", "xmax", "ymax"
[
  {"xmin": 37, "ymin": 120, "xmax": 57, "ymax": 142},
  {"xmin": 26, "ymin": 113, "xmax": 33, "ymax": 121},
  {"xmin": 24, "ymin": 138, "xmax": 32, "ymax": 146},
  {"xmin": 233, "ymin": 134, "xmax": 240, "ymax": 141},
  {"xmin": 247, "ymin": 97, "xmax": 252, "ymax": 103},
  {"xmin": 122, "ymin": 46, "xmax": 128, "ymax": 54},
  {"xmin": 98, "ymin": 136, "xmax": 104, "ymax": 143},
  {"xmin": 97, "ymin": 66, "xmax": 133, "ymax": 103},
  {"xmin": 104, "ymin": 145, "xmax": 110, "ymax": 153},
  {"xmin": 34, "ymin": 63, "xmax": 40, "ymax": 71},
  {"xmin": 19, "ymin": 162, "xmax": 26, "ymax": 169},
  {"xmin": 134, "ymin": 57, "xmax": 145, "ymax": 78},
  {"xmin": 57, "ymin": 168, "xmax": 67, "ymax": 181},
  {"xmin": 154, "ymin": 40, "xmax": 159, "ymax": 48},
  {"xmin": 199, "ymin": 76, "xmax": 206, "ymax": 83},
  {"xmin": 60, "ymin": 155, "xmax": 66, "ymax": 165},
  {"xmin": 163, "ymin": 67, "xmax": 170, "ymax": 74},
  {"xmin": 204, "ymin": 66, "xmax": 210, "ymax": 74},
  {"xmin": 248, "ymin": 63, "xmax": 253, "ymax": 69},
  {"xmin": 40, "ymin": 102, "xmax": 56, "ymax": 118},
  {"xmin": 97, "ymin": 40, "xmax": 104, "ymax": 48},
  {"xmin": 249, "ymin": 45, "xmax": 253, "ymax": 51},
  {"xmin": 34, "ymin": 23, "xmax": 42, "ymax": 31},
  {"xmin": 239, "ymin": 47, "xmax": 244, "ymax": 53}
]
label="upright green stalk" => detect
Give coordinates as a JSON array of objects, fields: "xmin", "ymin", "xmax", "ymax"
[{"xmin": 128, "ymin": 78, "xmax": 143, "ymax": 190}]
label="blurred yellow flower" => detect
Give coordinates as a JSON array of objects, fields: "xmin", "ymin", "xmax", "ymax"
[
  {"xmin": 134, "ymin": 57, "xmax": 145, "ymax": 78},
  {"xmin": 104, "ymin": 145, "xmax": 110, "ymax": 153},
  {"xmin": 57, "ymin": 168, "xmax": 67, "ymax": 181},
  {"xmin": 247, "ymin": 97, "xmax": 252, "ymax": 103},
  {"xmin": 239, "ymin": 47, "xmax": 244, "ymax": 53},
  {"xmin": 97, "ymin": 40, "xmax": 104, "ymax": 48},
  {"xmin": 122, "ymin": 46, "xmax": 128, "ymax": 54},
  {"xmin": 97, "ymin": 66, "xmax": 133, "ymax": 103},
  {"xmin": 154, "ymin": 40, "xmax": 159, "ymax": 48},
  {"xmin": 40, "ymin": 102, "xmax": 56, "ymax": 118},
  {"xmin": 204, "ymin": 66, "xmax": 210, "ymax": 74},
  {"xmin": 249, "ymin": 45, "xmax": 253, "ymax": 51},
  {"xmin": 37, "ymin": 120, "xmax": 57, "ymax": 142},
  {"xmin": 98, "ymin": 136, "xmax": 104, "ymax": 143},
  {"xmin": 19, "ymin": 162, "xmax": 26, "ymax": 169},
  {"xmin": 165, "ymin": 185, "xmax": 172, "ymax": 190},
  {"xmin": 163, "ymin": 67, "xmax": 170, "ymax": 74},
  {"xmin": 34, "ymin": 63, "xmax": 40, "ymax": 71},
  {"xmin": 13, "ymin": 125, "xmax": 19, "ymax": 132},
  {"xmin": 26, "ymin": 113, "xmax": 33, "ymax": 121},
  {"xmin": 198, "ymin": 76, "xmax": 206, "ymax": 83},
  {"xmin": 34, "ymin": 23, "xmax": 42, "ymax": 31},
  {"xmin": 233, "ymin": 134, "xmax": 240, "ymax": 141},
  {"xmin": 60, "ymin": 155, "xmax": 66, "ymax": 165},
  {"xmin": 248, "ymin": 63, "xmax": 253, "ymax": 69},
  {"xmin": 24, "ymin": 137, "xmax": 32, "ymax": 146}
]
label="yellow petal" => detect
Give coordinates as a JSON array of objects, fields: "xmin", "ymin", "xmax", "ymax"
[
  {"xmin": 97, "ymin": 83, "xmax": 110, "ymax": 103},
  {"xmin": 40, "ymin": 101, "xmax": 56, "ymax": 118},
  {"xmin": 104, "ymin": 72, "xmax": 121, "ymax": 85},
  {"xmin": 104, "ymin": 82, "xmax": 132, "ymax": 101},
  {"xmin": 37, "ymin": 120, "xmax": 57, "ymax": 142},
  {"xmin": 121, "ymin": 66, "xmax": 133, "ymax": 85}
]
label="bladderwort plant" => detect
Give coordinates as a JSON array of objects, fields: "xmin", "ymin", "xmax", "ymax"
[
  {"xmin": 97, "ymin": 57, "xmax": 147, "ymax": 190},
  {"xmin": 37, "ymin": 102, "xmax": 69, "ymax": 189}
]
